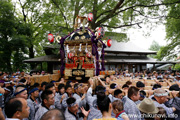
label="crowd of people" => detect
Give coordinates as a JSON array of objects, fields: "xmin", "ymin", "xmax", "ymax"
[{"xmin": 0, "ymin": 68, "xmax": 180, "ymax": 120}]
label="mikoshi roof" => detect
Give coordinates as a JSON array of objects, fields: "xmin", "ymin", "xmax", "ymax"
[{"xmin": 104, "ymin": 40, "xmax": 157, "ymax": 54}]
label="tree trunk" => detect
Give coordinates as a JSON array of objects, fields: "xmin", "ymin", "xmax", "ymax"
[
  {"xmin": 29, "ymin": 44, "xmax": 35, "ymax": 69},
  {"xmin": 3, "ymin": 35, "xmax": 12, "ymax": 72},
  {"xmin": 3, "ymin": 48, "xmax": 12, "ymax": 72},
  {"xmin": 91, "ymin": 0, "xmax": 98, "ymax": 30},
  {"xmin": 73, "ymin": 1, "xmax": 80, "ymax": 26}
]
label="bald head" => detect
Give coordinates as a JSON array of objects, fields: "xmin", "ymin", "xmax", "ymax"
[
  {"xmin": 15, "ymin": 87, "xmax": 28, "ymax": 99},
  {"xmin": 40, "ymin": 109, "xmax": 64, "ymax": 120}
]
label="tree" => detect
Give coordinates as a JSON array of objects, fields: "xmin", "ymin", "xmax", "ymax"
[
  {"xmin": 0, "ymin": 0, "xmax": 15, "ymax": 71},
  {"xmin": 49, "ymin": 0, "xmax": 180, "ymax": 30},
  {"xmin": 149, "ymin": 41, "xmax": 161, "ymax": 51},
  {"xmin": 0, "ymin": 0, "xmax": 29, "ymax": 72},
  {"xmin": 156, "ymin": 3, "xmax": 180, "ymax": 61},
  {"xmin": 148, "ymin": 41, "xmax": 161, "ymax": 58},
  {"xmin": 14, "ymin": 0, "xmax": 68, "ymax": 69},
  {"xmin": 2, "ymin": 0, "xmax": 180, "ymax": 71}
]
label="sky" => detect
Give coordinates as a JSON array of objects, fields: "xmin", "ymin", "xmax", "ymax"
[{"xmin": 126, "ymin": 24, "xmax": 167, "ymax": 50}]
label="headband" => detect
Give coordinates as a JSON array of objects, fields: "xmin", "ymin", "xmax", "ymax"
[
  {"xmin": 154, "ymin": 92, "xmax": 168, "ymax": 97},
  {"xmin": 74, "ymin": 84, "xmax": 83, "ymax": 90},
  {"xmin": 29, "ymin": 88, "xmax": 39, "ymax": 94},
  {"xmin": 68, "ymin": 101, "xmax": 77, "ymax": 107},
  {"xmin": 4, "ymin": 87, "xmax": 11, "ymax": 92},
  {"xmin": 14, "ymin": 88, "xmax": 27, "ymax": 96},
  {"xmin": 96, "ymin": 89, "xmax": 106, "ymax": 93},
  {"xmin": 51, "ymin": 81, "xmax": 56, "ymax": 83},
  {"xmin": 140, "ymin": 94, "xmax": 145, "ymax": 98},
  {"xmin": 4, "ymin": 82, "xmax": 10, "ymax": 84}
]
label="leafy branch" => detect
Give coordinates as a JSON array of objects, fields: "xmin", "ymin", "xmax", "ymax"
[
  {"xmin": 101, "ymin": 21, "xmax": 143, "ymax": 28},
  {"xmin": 51, "ymin": 0, "xmax": 69, "ymax": 30}
]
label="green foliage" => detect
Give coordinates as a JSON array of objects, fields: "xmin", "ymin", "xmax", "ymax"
[
  {"xmin": 1, "ymin": 0, "xmax": 180, "ymax": 72},
  {"xmin": 0, "ymin": 0, "xmax": 15, "ymax": 71},
  {"xmin": 157, "ymin": 3, "xmax": 180, "ymax": 61},
  {"xmin": 148, "ymin": 41, "xmax": 161, "ymax": 59},
  {"xmin": 174, "ymin": 64, "xmax": 180, "ymax": 70},
  {"xmin": 149, "ymin": 41, "xmax": 161, "ymax": 51},
  {"xmin": 0, "ymin": 0, "xmax": 30, "ymax": 72},
  {"xmin": 103, "ymin": 32, "xmax": 129, "ymax": 42}
]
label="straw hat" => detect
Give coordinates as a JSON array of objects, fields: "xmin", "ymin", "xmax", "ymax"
[{"xmin": 137, "ymin": 98, "xmax": 159, "ymax": 114}]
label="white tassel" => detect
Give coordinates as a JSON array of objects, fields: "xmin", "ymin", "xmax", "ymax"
[
  {"xmin": 85, "ymin": 43, "xmax": 88, "ymax": 53},
  {"xmin": 98, "ymin": 47, "xmax": 102, "ymax": 69},
  {"xmin": 66, "ymin": 45, "xmax": 70, "ymax": 53},
  {"xmin": 94, "ymin": 56, "xmax": 96, "ymax": 75},
  {"xmin": 79, "ymin": 43, "xmax": 82, "ymax": 52}
]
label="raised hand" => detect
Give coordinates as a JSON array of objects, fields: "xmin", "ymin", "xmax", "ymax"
[{"xmin": 80, "ymin": 107, "xmax": 90, "ymax": 118}]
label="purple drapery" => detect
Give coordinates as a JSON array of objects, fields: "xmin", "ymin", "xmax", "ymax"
[
  {"xmin": 59, "ymin": 30, "xmax": 77, "ymax": 76},
  {"xmin": 99, "ymin": 39, "xmax": 106, "ymax": 71},
  {"xmin": 59, "ymin": 37, "xmax": 65, "ymax": 76}
]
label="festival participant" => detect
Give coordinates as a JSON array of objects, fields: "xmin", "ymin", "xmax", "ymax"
[
  {"xmin": 73, "ymin": 83, "xmax": 86, "ymax": 108},
  {"xmin": 27, "ymin": 86, "xmax": 40, "ymax": 120},
  {"xmin": 155, "ymin": 107, "xmax": 166, "ymax": 120},
  {"xmin": 136, "ymin": 81, "xmax": 145, "ymax": 90},
  {"xmin": 14, "ymin": 85, "xmax": 28, "ymax": 100},
  {"xmin": 137, "ymin": 98, "xmax": 159, "ymax": 120},
  {"xmin": 135, "ymin": 90, "xmax": 146, "ymax": 105},
  {"xmin": 4, "ymin": 86, "xmax": 13, "ymax": 103},
  {"xmin": 40, "ymin": 108, "xmax": 65, "ymax": 120},
  {"xmin": 122, "ymin": 84, "xmax": 129, "ymax": 91},
  {"xmin": 110, "ymin": 75, "xmax": 117, "ymax": 81},
  {"xmin": 105, "ymin": 77, "xmax": 110, "ymax": 85},
  {"xmin": 64, "ymin": 97, "xmax": 90, "ymax": 120},
  {"xmin": 55, "ymin": 83, "xmax": 66, "ymax": 111},
  {"xmin": 62, "ymin": 84, "xmax": 73, "ymax": 108},
  {"xmin": 108, "ymin": 85, "xmax": 122, "ymax": 102},
  {"xmin": 122, "ymin": 86, "xmax": 141, "ymax": 120},
  {"xmin": 0, "ymin": 86, "xmax": 5, "ymax": 109},
  {"xmin": 125, "ymin": 70, "xmax": 130, "ymax": 77},
  {"xmin": 144, "ymin": 71, "xmax": 152, "ymax": 80},
  {"xmin": 164, "ymin": 91, "xmax": 180, "ymax": 120},
  {"xmin": 86, "ymin": 79, "xmax": 104, "ymax": 120},
  {"xmin": 45, "ymin": 83, "xmax": 56, "ymax": 96},
  {"xmin": 93, "ymin": 94, "xmax": 116, "ymax": 120},
  {"xmin": 33, "ymin": 83, "xmax": 40, "ymax": 90},
  {"xmin": 39, "ymin": 82, "xmax": 48, "ymax": 102},
  {"xmin": 152, "ymin": 88, "xmax": 176, "ymax": 115},
  {"xmin": 66, "ymin": 81, "xmax": 74, "ymax": 87},
  {"xmin": 112, "ymin": 100, "xmax": 129, "ymax": 120},
  {"xmin": 114, "ymin": 89, "xmax": 124, "ymax": 100},
  {"xmin": 5, "ymin": 98, "xmax": 30, "ymax": 120},
  {"xmin": 18, "ymin": 79, "xmax": 27, "ymax": 86},
  {"xmin": 58, "ymin": 77, "xmax": 65, "ymax": 84},
  {"xmin": 139, "ymin": 90, "xmax": 146, "ymax": 101},
  {"xmin": 0, "ymin": 108, "xmax": 5, "ymax": 120},
  {"xmin": 34, "ymin": 90, "xmax": 55, "ymax": 120},
  {"xmin": 4, "ymin": 81, "xmax": 11, "ymax": 88}
]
